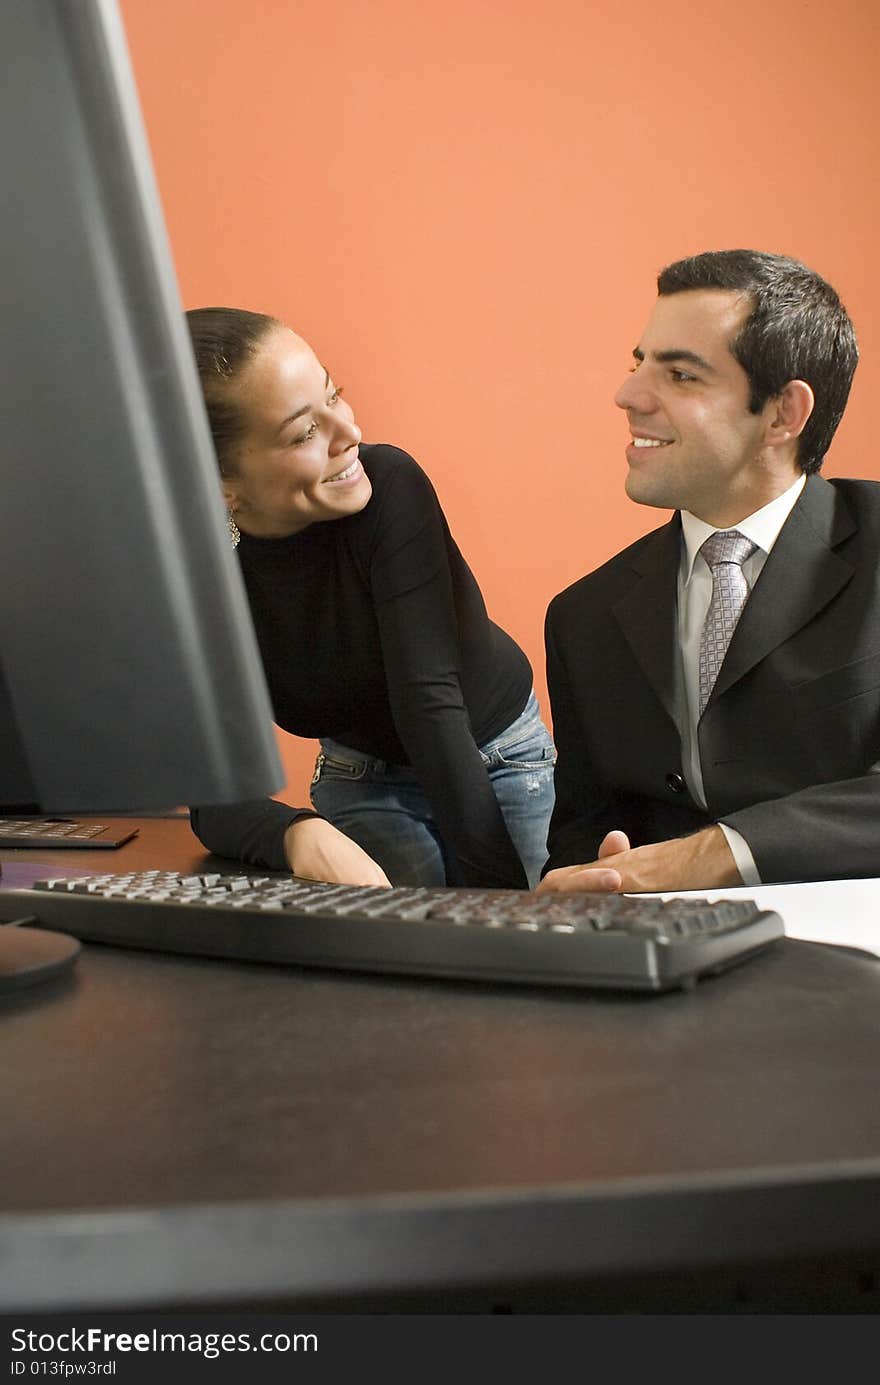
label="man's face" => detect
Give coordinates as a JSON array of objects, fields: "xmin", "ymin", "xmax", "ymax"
[{"xmin": 614, "ymin": 289, "xmax": 784, "ymax": 527}]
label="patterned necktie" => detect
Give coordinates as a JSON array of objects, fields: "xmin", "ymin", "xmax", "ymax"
[{"xmin": 698, "ymin": 530, "xmax": 758, "ymax": 716}]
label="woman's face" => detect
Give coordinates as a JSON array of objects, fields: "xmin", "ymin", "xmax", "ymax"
[{"xmin": 223, "ymin": 326, "xmax": 370, "ymax": 537}]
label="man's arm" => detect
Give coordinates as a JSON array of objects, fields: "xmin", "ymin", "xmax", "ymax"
[
  {"xmin": 539, "ymin": 767, "xmax": 880, "ymax": 893},
  {"xmin": 543, "ymin": 606, "xmax": 621, "ymax": 869},
  {"xmin": 719, "ymin": 771, "xmax": 880, "ymax": 884},
  {"xmin": 537, "ymin": 825, "xmax": 743, "ymax": 894}
]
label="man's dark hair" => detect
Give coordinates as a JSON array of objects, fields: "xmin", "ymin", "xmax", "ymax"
[
  {"xmin": 186, "ymin": 307, "xmax": 281, "ymax": 475},
  {"xmin": 657, "ymin": 250, "xmax": 858, "ymax": 474}
]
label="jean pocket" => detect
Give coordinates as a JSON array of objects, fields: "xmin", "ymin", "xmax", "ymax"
[
  {"xmin": 495, "ymin": 742, "xmax": 557, "ymax": 771},
  {"xmin": 485, "ymin": 721, "xmax": 557, "ymax": 768},
  {"xmin": 311, "ymin": 751, "xmax": 368, "ymax": 785}
]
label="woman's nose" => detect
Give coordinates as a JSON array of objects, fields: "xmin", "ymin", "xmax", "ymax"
[{"xmin": 331, "ymin": 409, "xmax": 361, "ymax": 452}]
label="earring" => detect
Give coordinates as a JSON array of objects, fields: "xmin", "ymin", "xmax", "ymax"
[{"xmin": 227, "ymin": 510, "xmax": 240, "ymax": 549}]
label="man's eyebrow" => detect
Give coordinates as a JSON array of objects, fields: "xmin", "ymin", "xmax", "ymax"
[
  {"xmin": 632, "ymin": 346, "xmax": 715, "ymax": 373},
  {"xmin": 277, "ymin": 370, "xmax": 331, "ymax": 433}
]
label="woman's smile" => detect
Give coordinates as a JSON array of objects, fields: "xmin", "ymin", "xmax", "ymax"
[{"xmin": 323, "ymin": 454, "xmax": 362, "ymax": 485}]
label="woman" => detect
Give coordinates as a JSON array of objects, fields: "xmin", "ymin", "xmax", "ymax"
[{"xmin": 187, "ymin": 308, "xmax": 555, "ymax": 889}]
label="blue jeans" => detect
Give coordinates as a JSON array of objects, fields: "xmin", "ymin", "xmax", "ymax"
[{"xmin": 309, "ymin": 691, "xmax": 555, "ymax": 888}]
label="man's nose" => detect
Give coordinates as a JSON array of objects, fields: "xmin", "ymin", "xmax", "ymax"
[{"xmin": 614, "ymin": 369, "xmax": 655, "ymax": 413}]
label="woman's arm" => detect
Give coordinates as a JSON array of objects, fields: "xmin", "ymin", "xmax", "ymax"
[
  {"xmin": 364, "ymin": 451, "xmax": 529, "ymax": 889},
  {"xmin": 190, "ymin": 799, "xmax": 390, "ymax": 885},
  {"xmin": 284, "ymin": 816, "xmax": 390, "ymax": 886}
]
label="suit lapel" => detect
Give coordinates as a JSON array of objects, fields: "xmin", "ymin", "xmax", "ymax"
[
  {"xmin": 612, "ymin": 516, "xmax": 682, "ymax": 726},
  {"xmin": 711, "ymin": 475, "xmax": 857, "ymax": 704}
]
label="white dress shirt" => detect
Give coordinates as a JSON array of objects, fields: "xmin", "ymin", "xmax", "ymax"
[{"xmin": 677, "ymin": 474, "xmax": 807, "ymax": 885}]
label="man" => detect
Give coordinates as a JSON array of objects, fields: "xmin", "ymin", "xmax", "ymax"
[{"xmin": 538, "ymin": 248, "xmax": 876, "ymax": 894}]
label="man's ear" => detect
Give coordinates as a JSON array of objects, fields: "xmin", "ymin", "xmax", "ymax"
[{"xmin": 765, "ymin": 379, "xmax": 815, "ymax": 449}]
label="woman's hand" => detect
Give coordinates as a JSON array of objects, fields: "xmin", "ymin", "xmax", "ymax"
[{"xmin": 283, "ymin": 817, "xmax": 391, "ymax": 888}]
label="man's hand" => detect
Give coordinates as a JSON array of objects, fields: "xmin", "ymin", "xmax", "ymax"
[
  {"xmin": 284, "ymin": 817, "xmax": 391, "ymax": 888},
  {"xmin": 536, "ymin": 825, "xmax": 742, "ymax": 894}
]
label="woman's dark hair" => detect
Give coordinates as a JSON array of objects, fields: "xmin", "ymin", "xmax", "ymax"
[
  {"xmin": 657, "ymin": 250, "xmax": 858, "ymax": 474},
  {"xmin": 185, "ymin": 307, "xmax": 281, "ymax": 474}
]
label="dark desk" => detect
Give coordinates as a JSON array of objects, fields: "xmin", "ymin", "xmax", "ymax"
[{"xmin": 2, "ymin": 819, "xmax": 879, "ymax": 1313}]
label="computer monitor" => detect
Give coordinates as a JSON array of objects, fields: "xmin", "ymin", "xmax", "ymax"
[{"xmin": 0, "ymin": 0, "xmax": 283, "ymax": 820}]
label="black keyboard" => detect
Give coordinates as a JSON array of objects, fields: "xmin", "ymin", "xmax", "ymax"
[
  {"xmin": 0, "ymin": 870, "xmax": 784, "ymax": 992},
  {"xmin": 0, "ymin": 818, "xmax": 139, "ymax": 849}
]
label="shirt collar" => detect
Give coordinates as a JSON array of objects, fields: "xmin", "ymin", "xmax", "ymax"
[{"xmin": 680, "ymin": 473, "xmax": 807, "ymax": 585}]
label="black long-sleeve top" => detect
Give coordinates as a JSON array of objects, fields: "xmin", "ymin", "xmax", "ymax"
[{"xmin": 191, "ymin": 445, "xmax": 532, "ymax": 887}]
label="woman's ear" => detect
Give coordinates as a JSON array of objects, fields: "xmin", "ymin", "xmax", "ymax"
[{"xmin": 765, "ymin": 379, "xmax": 815, "ymax": 450}]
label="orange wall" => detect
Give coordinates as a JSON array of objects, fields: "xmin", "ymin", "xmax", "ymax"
[{"xmin": 121, "ymin": 0, "xmax": 880, "ymax": 805}]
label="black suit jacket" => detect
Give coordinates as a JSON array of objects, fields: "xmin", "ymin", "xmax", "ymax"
[{"xmin": 544, "ymin": 475, "xmax": 880, "ymax": 883}]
